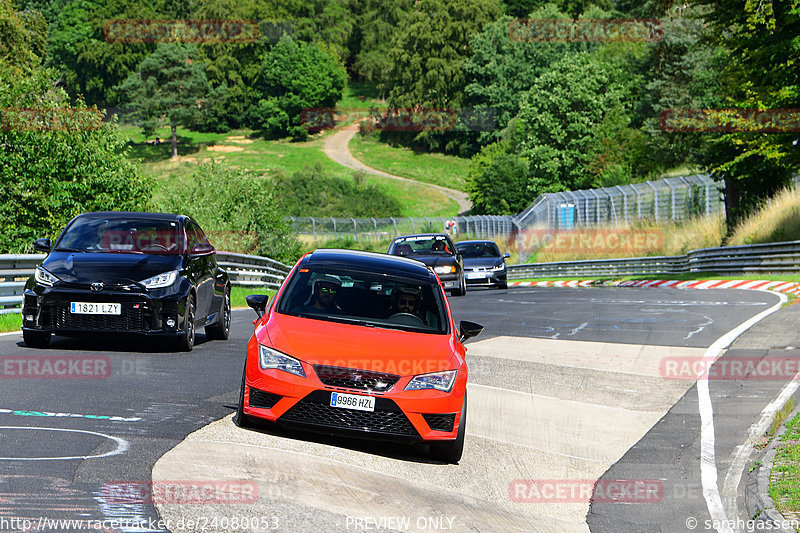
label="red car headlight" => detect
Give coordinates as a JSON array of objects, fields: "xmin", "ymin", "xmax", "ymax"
[
  {"xmin": 259, "ymin": 345, "xmax": 306, "ymax": 378},
  {"xmin": 405, "ymin": 370, "xmax": 457, "ymax": 392}
]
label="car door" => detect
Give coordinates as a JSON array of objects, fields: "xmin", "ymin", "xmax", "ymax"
[{"xmin": 184, "ymin": 219, "xmax": 215, "ymax": 321}]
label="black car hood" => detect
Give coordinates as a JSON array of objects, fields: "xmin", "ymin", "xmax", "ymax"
[
  {"xmin": 43, "ymin": 252, "xmax": 182, "ymax": 284},
  {"xmin": 463, "ymin": 257, "xmax": 503, "ymax": 269},
  {"xmin": 407, "ymin": 254, "xmax": 457, "ymax": 268}
]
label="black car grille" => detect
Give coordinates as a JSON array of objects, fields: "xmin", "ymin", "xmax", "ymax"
[
  {"xmin": 422, "ymin": 413, "xmax": 456, "ymax": 432},
  {"xmin": 50, "ymin": 304, "xmax": 143, "ymax": 331},
  {"xmin": 279, "ymin": 390, "xmax": 420, "ymax": 438},
  {"xmin": 248, "ymin": 387, "xmax": 282, "ymax": 409},
  {"xmin": 314, "ymin": 365, "xmax": 400, "ymax": 393}
]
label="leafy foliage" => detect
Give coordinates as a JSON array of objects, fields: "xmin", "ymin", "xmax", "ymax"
[
  {"xmin": 156, "ymin": 162, "xmax": 302, "ymax": 262},
  {"xmin": 0, "ymin": 63, "xmax": 151, "ymax": 253},
  {"xmin": 272, "ymin": 165, "xmax": 403, "ymax": 217},
  {"xmin": 253, "ymin": 35, "xmax": 346, "ymax": 140}
]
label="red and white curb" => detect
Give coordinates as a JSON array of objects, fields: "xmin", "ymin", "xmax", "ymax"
[{"xmin": 508, "ymin": 279, "xmax": 800, "ymax": 295}]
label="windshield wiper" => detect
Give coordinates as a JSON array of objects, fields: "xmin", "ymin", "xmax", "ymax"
[{"xmin": 53, "ymin": 247, "xmax": 82, "ymax": 252}]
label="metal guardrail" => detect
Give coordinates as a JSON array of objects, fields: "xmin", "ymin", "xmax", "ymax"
[
  {"xmin": 0, "ymin": 252, "xmax": 291, "ymax": 314},
  {"xmin": 507, "ymin": 240, "xmax": 800, "ymax": 279}
]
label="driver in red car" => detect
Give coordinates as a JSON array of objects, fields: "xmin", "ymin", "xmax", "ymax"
[{"xmin": 392, "ymin": 285, "xmax": 420, "ymax": 315}]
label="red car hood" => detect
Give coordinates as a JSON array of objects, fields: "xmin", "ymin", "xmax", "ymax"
[{"xmin": 259, "ymin": 313, "xmax": 458, "ymax": 377}]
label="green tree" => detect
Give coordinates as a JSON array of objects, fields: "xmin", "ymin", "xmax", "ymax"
[
  {"xmin": 0, "ymin": 63, "xmax": 151, "ymax": 253},
  {"xmin": 464, "ymin": 5, "xmax": 594, "ymax": 148},
  {"xmin": 387, "ymin": 0, "xmax": 501, "ymax": 110},
  {"xmin": 690, "ymin": 0, "xmax": 800, "ymax": 225},
  {"xmin": 353, "ymin": 0, "xmax": 413, "ymax": 86},
  {"xmin": 117, "ymin": 44, "xmax": 215, "ymax": 158},
  {"xmin": 510, "ymin": 47, "xmax": 644, "ymax": 194},
  {"xmin": 0, "ymin": 0, "xmax": 47, "ymax": 70},
  {"xmin": 253, "ymin": 35, "xmax": 346, "ymax": 140}
]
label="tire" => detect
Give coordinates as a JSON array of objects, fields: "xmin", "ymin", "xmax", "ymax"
[
  {"xmin": 498, "ymin": 281, "xmax": 508, "ymax": 290},
  {"xmin": 430, "ymin": 391, "xmax": 467, "ymax": 464},
  {"xmin": 234, "ymin": 360, "xmax": 255, "ymax": 429},
  {"xmin": 450, "ymin": 275, "xmax": 467, "ymax": 297},
  {"xmin": 175, "ymin": 293, "xmax": 196, "ymax": 352},
  {"xmin": 23, "ymin": 329, "xmax": 50, "ymax": 348},
  {"xmin": 205, "ymin": 285, "xmax": 231, "ymax": 340}
]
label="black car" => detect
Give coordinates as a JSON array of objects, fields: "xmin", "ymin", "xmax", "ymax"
[
  {"xmin": 387, "ymin": 234, "xmax": 466, "ymax": 296},
  {"xmin": 21, "ymin": 211, "xmax": 231, "ymax": 351},
  {"xmin": 455, "ymin": 240, "xmax": 510, "ymax": 289}
]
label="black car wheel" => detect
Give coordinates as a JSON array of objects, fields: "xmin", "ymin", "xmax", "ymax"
[
  {"xmin": 450, "ymin": 275, "xmax": 467, "ymax": 296},
  {"xmin": 498, "ymin": 281, "xmax": 508, "ymax": 290},
  {"xmin": 176, "ymin": 293, "xmax": 196, "ymax": 351},
  {"xmin": 235, "ymin": 360, "xmax": 256, "ymax": 429},
  {"xmin": 431, "ymin": 391, "xmax": 467, "ymax": 464},
  {"xmin": 206, "ymin": 284, "xmax": 231, "ymax": 340},
  {"xmin": 23, "ymin": 330, "xmax": 51, "ymax": 348}
]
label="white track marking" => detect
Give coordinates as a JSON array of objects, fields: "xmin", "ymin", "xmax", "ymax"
[
  {"xmin": 696, "ymin": 290, "xmax": 786, "ymax": 533},
  {"xmin": 0, "ymin": 426, "xmax": 129, "ymax": 461}
]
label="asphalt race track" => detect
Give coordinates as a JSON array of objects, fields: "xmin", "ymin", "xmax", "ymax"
[{"xmin": 1, "ymin": 286, "xmax": 798, "ymax": 533}]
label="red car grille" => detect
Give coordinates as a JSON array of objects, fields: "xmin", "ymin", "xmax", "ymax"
[
  {"xmin": 279, "ymin": 390, "xmax": 419, "ymax": 438},
  {"xmin": 313, "ymin": 365, "xmax": 400, "ymax": 393}
]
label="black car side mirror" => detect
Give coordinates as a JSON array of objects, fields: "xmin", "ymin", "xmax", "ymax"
[
  {"xmin": 246, "ymin": 294, "xmax": 270, "ymax": 319},
  {"xmin": 190, "ymin": 242, "xmax": 215, "ymax": 257},
  {"xmin": 459, "ymin": 320, "xmax": 484, "ymax": 342},
  {"xmin": 33, "ymin": 238, "xmax": 51, "ymax": 252},
  {"xmin": 503, "ymin": 253, "xmax": 511, "ymax": 259}
]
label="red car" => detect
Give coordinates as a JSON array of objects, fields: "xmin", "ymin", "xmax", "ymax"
[{"xmin": 235, "ymin": 249, "xmax": 483, "ymax": 463}]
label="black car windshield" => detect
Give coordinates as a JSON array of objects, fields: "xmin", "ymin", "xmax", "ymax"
[
  {"xmin": 54, "ymin": 217, "xmax": 183, "ymax": 254},
  {"xmin": 393, "ymin": 236, "xmax": 453, "ymax": 256},
  {"xmin": 457, "ymin": 242, "xmax": 501, "ymax": 258},
  {"xmin": 276, "ymin": 267, "xmax": 448, "ymax": 334}
]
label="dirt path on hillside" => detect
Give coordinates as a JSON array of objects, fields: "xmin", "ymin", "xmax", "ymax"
[{"xmin": 322, "ymin": 124, "xmax": 472, "ymax": 214}]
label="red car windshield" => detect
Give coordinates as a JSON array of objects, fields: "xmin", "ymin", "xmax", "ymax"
[{"xmin": 277, "ymin": 268, "xmax": 449, "ymax": 334}]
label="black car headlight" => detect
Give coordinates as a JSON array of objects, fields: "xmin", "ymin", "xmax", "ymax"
[
  {"xmin": 34, "ymin": 267, "xmax": 60, "ymax": 287},
  {"xmin": 139, "ymin": 270, "xmax": 178, "ymax": 289},
  {"xmin": 433, "ymin": 265, "xmax": 456, "ymax": 275},
  {"xmin": 489, "ymin": 263, "xmax": 506, "ymax": 271}
]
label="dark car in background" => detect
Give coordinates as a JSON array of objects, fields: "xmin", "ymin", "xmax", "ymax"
[
  {"xmin": 387, "ymin": 234, "xmax": 466, "ymax": 296},
  {"xmin": 21, "ymin": 211, "xmax": 231, "ymax": 351},
  {"xmin": 455, "ymin": 240, "xmax": 510, "ymax": 289}
]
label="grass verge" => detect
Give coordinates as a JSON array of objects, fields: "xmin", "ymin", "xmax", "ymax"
[
  {"xmin": 125, "ymin": 125, "xmax": 458, "ymax": 218},
  {"xmin": 0, "ymin": 313, "xmax": 21, "ymax": 333},
  {"xmin": 769, "ymin": 407, "xmax": 800, "ymax": 528},
  {"xmin": 349, "ymin": 133, "xmax": 470, "ymax": 191}
]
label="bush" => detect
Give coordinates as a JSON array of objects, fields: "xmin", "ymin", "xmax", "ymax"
[
  {"xmin": 272, "ymin": 164, "xmax": 403, "ymax": 217},
  {"xmin": 155, "ymin": 162, "xmax": 301, "ymax": 263}
]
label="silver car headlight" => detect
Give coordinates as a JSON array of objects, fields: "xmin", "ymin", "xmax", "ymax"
[
  {"xmin": 434, "ymin": 265, "xmax": 456, "ymax": 274},
  {"xmin": 259, "ymin": 345, "xmax": 306, "ymax": 377},
  {"xmin": 35, "ymin": 267, "xmax": 60, "ymax": 287},
  {"xmin": 405, "ymin": 370, "xmax": 457, "ymax": 392},
  {"xmin": 139, "ymin": 270, "xmax": 178, "ymax": 289}
]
